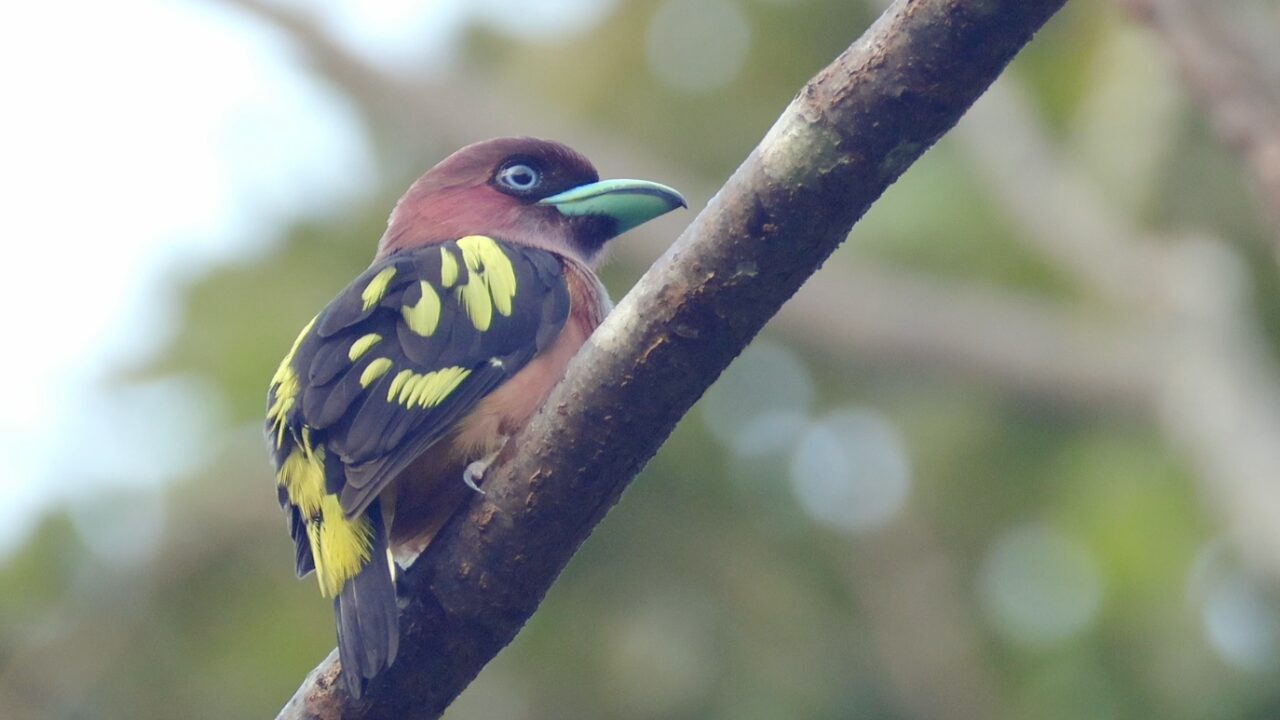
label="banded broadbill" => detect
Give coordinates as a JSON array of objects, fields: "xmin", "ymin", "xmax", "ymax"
[{"xmin": 265, "ymin": 137, "xmax": 685, "ymax": 696}]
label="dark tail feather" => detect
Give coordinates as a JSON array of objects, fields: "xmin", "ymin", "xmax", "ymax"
[{"xmin": 334, "ymin": 501, "xmax": 399, "ymax": 698}]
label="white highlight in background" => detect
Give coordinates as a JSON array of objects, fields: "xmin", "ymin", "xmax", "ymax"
[
  {"xmin": 979, "ymin": 522, "xmax": 1103, "ymax": 646},
  {"xmin": 788, "ymin": 409, "xmax": 912, "ymax": 534}
]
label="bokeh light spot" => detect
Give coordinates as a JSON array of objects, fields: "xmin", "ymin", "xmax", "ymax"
[
  {"xmin": 979, "ymin": 523, "xmax": 1103, "ymax": 647},
  {"xmin": 788, "ymin": 408, "xmax": 911, "ymax": 533},
  {"xmin": 1202, "ymin": 574, "xmax": 1280, "ymax": 672},
  {"xmin": 1188, "ymin": 542, "xmax": 1280, "ymax": 673},
  {"xmin": 701, "ymin": 340, "xmax": 815, "ymax": 457},
  {"xmin": 69, "ymin": 491, "xmax": 166, "ymax": 569}
]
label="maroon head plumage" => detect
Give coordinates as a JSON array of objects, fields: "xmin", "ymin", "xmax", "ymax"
[
  {"xmin": 379, "ymin": 137, "xmax": 685, "ymax": 266},
  {"xmin": 266, "ymin": 136, "xmax": 685, "ymax": 697}
]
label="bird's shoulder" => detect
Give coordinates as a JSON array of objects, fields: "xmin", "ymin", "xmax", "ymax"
[{"xmin": 266, "ymin": 235, "xmax": 571, "ymax": 474}]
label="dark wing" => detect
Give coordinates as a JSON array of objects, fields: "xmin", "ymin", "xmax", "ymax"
[
  {"xmin": 265, "ymin": 235, "xmax": 570, "ymax": 696},
  {"xmin": 268, "ymin": 235, "xmax": 571, "ymax": 559}
]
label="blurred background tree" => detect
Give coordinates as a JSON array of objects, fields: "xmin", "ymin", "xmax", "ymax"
[{"xmin": 3, "ymin": 0, "xmax": 1280, "ymax": 718}]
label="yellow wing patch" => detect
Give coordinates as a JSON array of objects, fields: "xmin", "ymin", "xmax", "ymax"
[
  {"xmin": 402, "ymin": 281, "xmax": 442, "ymax": 337},
  {"xmin": 347, "ymin": 333, "xmax": 382, "ymax": 362},
  {"xmin": 361, "ymin": 266, "xmax": 398, "ymax": 311},
  {"xmin": 440, "ymin": 246, "xmax": 459, "ymax": 288},
  {"xmin": 308, "ymin": 494, "xmax": 374, "ymax": 597},
  {"xmin": 267, "ymin": 315, "xmax": 317, "ymax": 448},
  {"xmin": 279, "ymin": 431, "xmax": 327, "ymax": 521},
  {"xmin": 386, "ymin": 366, "xmax": 472, "ymax": 409},
  {"xmin": 277, "ymin": 431, "xmax": 372, "ymax": 597},
  {"xmin": 360, "ymin": 357, "xmax": 393, "ymax": 387},
  {"xmin": 454, "ymin": 235, "xmax": 518, "ymax": 331}
]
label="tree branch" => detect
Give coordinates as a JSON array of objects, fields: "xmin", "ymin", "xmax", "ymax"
[
  {"xmin": 277, "ymin": 1, "xmax": 1069, "ymax": 717},
  {"xmin": 954, "ymin": 60, "xmax": 1280, "ymax": 580},
  {"xmin": 955, "ymin": 79, "xmax": 1164, "ymax": 307},
  {"xmin": 217, "ymin": 0, "xmax": 1144, "ymax": 412},
  {"xmin": 775, "ymin": 259, "xmax": 1158, "ymax": 410},
  {"xmin": 1124, "ymin": 0, "xmax": 1280, "ymax": 252}
]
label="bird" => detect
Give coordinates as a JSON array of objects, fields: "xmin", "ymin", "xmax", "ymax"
[{"xmin": 264, "ymin": 137, "xmax": 686, "ymax": 697}]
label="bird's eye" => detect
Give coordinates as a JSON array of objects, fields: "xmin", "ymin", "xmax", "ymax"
[{"xmin": 496, "ymin": 163, "xmax": 541, "ymax": 192}]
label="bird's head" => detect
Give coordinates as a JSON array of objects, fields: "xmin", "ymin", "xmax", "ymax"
[{"xmin": 378, "ymin": 137, "xmax": 687, "ymax": 266}]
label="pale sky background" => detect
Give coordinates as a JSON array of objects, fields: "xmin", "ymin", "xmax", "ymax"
[
  {"xmin": 0, "ymin": 0, "xmax": 613, "ymax": 555},
  {"xmin": 0, "ymin": 0, "xmax": 770, "ymax": 557},
  {"xmin": 0, "ymin": 0, "xmax": 1266, "ymax": 669}
]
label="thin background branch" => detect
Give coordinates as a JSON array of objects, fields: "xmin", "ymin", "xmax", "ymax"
[
  {"xmin": 1123, "ymin": 0, "xmax": 1280, "ymax": 253},
  {"xmin": 957, "ymin": 75, "xmax": 1280, "ymax": 580}
]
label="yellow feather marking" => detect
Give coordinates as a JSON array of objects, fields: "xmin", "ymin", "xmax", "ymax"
[
  {"xmin": 307, "ymin": 494, "xmax": 374, "ymax": 597},
  {"xmin": 387, "ymin": 368, "xmax": 413, "ymax": 401},
  {"xmin": 278, "ymin": 437, "xmax": 326, "ymax": 518},
  {"xmin": 267, "ymin": 367, "xmax": 298, "ymax": 449},
  {"xmin": 278, "ymin": 429, "xmax": 373, "ymax": 597},
  {"xmin": 360, "ymin": 357, "xmax": 393, "ymax": 387},
  {"xmin": 454, "ymin": 235, "xmax": 518, "ymax": 331},
  {"xmin": 347, "ymin": 333, "xmax": 382, "ymax": 362},
  {"xmin": 391, "ymin": 372, "xmax": 422, "ymax": 406},
  {"xmin": 457, "ymin": 279, "xmax": 493, "ymax": 331},
  {"xmin": 388, "ymin": 366, "xmax": 471, "ymax": 408},
  {"xmin": 402, "ymin": 281, "xmax": 441, "ymax": 336},
  {"xmin": 440, "ymin": 247, "xmax": 459, "ymax": 288},
  {"xmin": 361, "ymin": 266, "xmax": 397, "ymax": 311},
  {"xmin": 267, "ymin": 315, "xmax": 317, "ymax": 448}
]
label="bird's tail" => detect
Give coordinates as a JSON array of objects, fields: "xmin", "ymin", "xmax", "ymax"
[{"xmin": 334, "ymin": 501, "xmax": 399, "ymax": 698}]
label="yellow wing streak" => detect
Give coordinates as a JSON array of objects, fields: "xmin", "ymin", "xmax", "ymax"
[
  {"xmin": 402, "ymin": 281, "xmax": 442, "ymax": 336},
  {"xmin": 347, "ymin": 333, "xmax": 382, "ymax": 362},
  {"xmin": 387, "ymin": 368, "xmax": 413, "ymax": 401},
  {"xmin": 267, "ymin": 315, "xmax": 317, "ymax": 448},
  {"xmin": 308, "ymin": 494, "xmax": 373, "ymax": 597},
  {"xmin": 277, "ymin": 431, "xmax": 372, "ymax": 597},
  {"xmin": 454, "ymin": 235, "xmax": 518, "ymax": 331},
  {"xmin": 280, "ymin": 445, "xmax": 325, "ymax": 516},
  {"xmin": 457, "ymin": 280, "xmax": 493, "ymax": 331},
  {"xmin": 361, "ymin": 266, "xmax": 398, "ymax": 311},
  {"xmin": 440, "ymin": 246, "xmax": 459, "ymax": 288},
  {"xmin": 360, "ymin": 357, "xmax": 393, "ymax": 387},
  {"xmin": 386, "ymin": 366, "xmax": 472, "ymax": 409}
]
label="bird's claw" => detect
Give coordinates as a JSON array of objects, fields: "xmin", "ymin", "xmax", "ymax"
[{"xmin": 463, "ymin": 460, "xmax": 488, "ymax": 495}]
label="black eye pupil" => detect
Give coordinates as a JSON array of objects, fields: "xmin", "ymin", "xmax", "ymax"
[{"xmin": 500, "ymin": 164, "xmax": 539, "ymax": 191}]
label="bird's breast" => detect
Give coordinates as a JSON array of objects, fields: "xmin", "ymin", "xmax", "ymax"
[
  {"xmin": 451, "ymin": 258, "xmax": 608, "ymax": 456},
  {"xmin": 386, "ymin": 257, "xmax": 609, "ymax": 556}
]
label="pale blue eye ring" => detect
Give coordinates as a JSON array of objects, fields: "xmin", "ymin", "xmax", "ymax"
[{"xmin": 497, "ymin": 163, "xmax": 541, "ymax": 191}]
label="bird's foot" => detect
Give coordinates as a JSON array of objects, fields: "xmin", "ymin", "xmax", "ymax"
[{"xmin": 462, "ymin": 459, "xmax": 489, "ymax": 495}]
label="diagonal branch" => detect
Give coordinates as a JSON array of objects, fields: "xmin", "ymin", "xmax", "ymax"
[
  {"xmin": 955, "ymin": 52, "xmax": 1280, "ymax": 580},
  {"xmin": 219, "ymin": 0, "xmax": 1144, "ymax": 412},
  {"xmin": 955, "ymin": 79, "xmax": 1163, "ymax": 307},
  {"xmin": 776, "ymin": 259, "xmax": 1158, "ymax": 409},
  {"xmin": 216, "ymin": 0, "xmax": 413, "ymax": 132},
  {"xmin": 1124, "ymin": 0, "xmax": 1280, "ymax": 252},
  {"xmin": 277, "ymin": 1, "xmax": 1070, "ymax": 717}
]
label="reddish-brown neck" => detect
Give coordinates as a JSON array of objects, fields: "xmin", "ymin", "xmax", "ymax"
[{"xmin": 376, "ymin": 181, "xmax": 598, "ymax": 267}]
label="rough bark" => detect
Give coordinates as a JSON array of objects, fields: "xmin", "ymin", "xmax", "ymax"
[
  {"xmin": 277, "ymin": 1, "xmax": 1069, "ymax": 717},
  {"xmin": 221, "ymin": 0, "xmax": 1141, "ymax": 413}
]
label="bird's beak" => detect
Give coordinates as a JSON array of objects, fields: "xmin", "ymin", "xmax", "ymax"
[{"xmin": 538, "ymin": 179, "xmax": 687, "ymax": 236}]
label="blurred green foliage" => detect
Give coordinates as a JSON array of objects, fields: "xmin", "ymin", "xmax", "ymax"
[{"xmin": 5, "ymin": 0, "xmax": 1280, "ymax": 718}]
